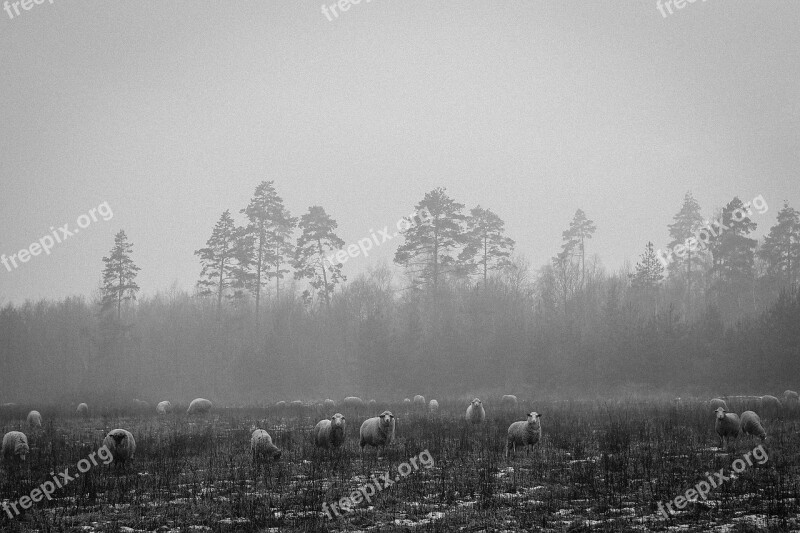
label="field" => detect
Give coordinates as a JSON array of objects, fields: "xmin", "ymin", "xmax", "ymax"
[{"xmin": 1, "ymin": 398, "xmax": 799, "ymax": 532}]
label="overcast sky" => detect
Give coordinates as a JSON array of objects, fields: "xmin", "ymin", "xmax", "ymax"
[{"xmin": 1, "ymin": 1, "xmax": 798, "ymax": 305}]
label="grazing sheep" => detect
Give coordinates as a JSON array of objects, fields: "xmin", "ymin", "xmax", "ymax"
[
  {"xmin": 413, "ymin": 395, "xmax": 426, "ymax": 409},
  {"xmin": 76, "ymin": 403, "xmax": 89, "ymax": 417},
  {"xmin": 103, "ymin": 429, "xmax": 136, "ymax": 466},
  {"xmin": 709, "ymin": 398, "xmax": 728, "ymax": 410},
  {"xmin": 506, "ymin": 412, "xmax": 542, "ymax": 458},
  {"xmin": 359, "ymin": 410, "xmax": 396, "ymax": 457},
  {"xmin": 343, "ymin": 397, "xmax": 364, "ymax": 407},
  {"xmin": 156, "ymin": 401, "xmax": 172, "ymax": 415},
  {"xmin": 323, "ymin": 399, "xmax": 336, "ymax": 409},
  {"xmin": 251, "ymin": 429, "xmax": 282, "ymax": 463},
  {"xmin": 403, "ymin": 398, "xmax": 411, "ymax": 405},
  {"xmin": 187, "ymin": 398, "xmax": 213, "ymax": 415},
  {"xmin": 2, "ymin": 431, "xmax": 29, "ymax": 462},
  {"xmin": 760, "ymin": 395, "xmax": 782, "ymax": 414},
  {"xmin": 502, "ymin": 395, "xmax": 519, "ymax": 409},
  {"xmin": 783, "ymin": 390, "xmax": 799, "ymax": 403},
  {"xmin": 466, "ymin": 398, "xmax": 486, "ymax": 424},
  {"xmin": 428, "ymin": 399, "xmax": 439, "ymax": 412},
  {"xmin": 740, "ymin": 410, "xmax": 767, "ymax": 441},
  {"xmin": 27, "ymin": 410, "xmax": 42, "ymax": 428},
  {"xmin": 275, "ymin": 401, "xmax": 287, "ymax": 408},
  {"xmin": 368, "ymin": 399, "xmax": 377, "ymax": 407},
  {"xmin": 133, "ymin": 399, "xmax": 150, "ymax": 409},
  {"xmin": 714, "ymin": 407, "xmax": 741, "ymax": 449},
  {"xmin": 314, "ymin": 413, "xmax": 346, "ymax": 450}
]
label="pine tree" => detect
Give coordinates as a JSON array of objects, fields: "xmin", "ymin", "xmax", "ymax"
[
  {"xmin": 195, "ymin": 210, "xmax": 246, "ymax": 317},
  {"xmin": 293, "ymin": 206, "xmax": 346, "ymax": 309},
  {"xmin": 709, "ymin": 197, "xmax": 758, "ymax": 317},
  {"xmin": 458, "ymin": 206, "xmax": 515, "ymax": 288},
  {"xmin": 561, "ymin": 209, "xmax": 596, "ymax": 290},
  {"xmin": 241, "ymin": 181, "xmax": 297, "ymax": 319},
  {"xmin": 759, "ymin": 201, "xmax": 800, "ymax": 289},
  {"xmin": 667, "ymin": 192, "xmax": 706, "ymax": 312},
  {"xmin": 394, "ymin": 187, "xmax": 465, "ymax": 291},
  {"xmin": 100, "ymin": 230, "xmax": 141, "ymax": 321},
  {"xmin": 631, "ymin": 242, "xmax": 665, "ymax": 289}
]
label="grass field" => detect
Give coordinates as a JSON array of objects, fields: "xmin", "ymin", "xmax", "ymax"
[{"xmin": 1, "ymin": 398, "xmax": 799, "ymax": 532}]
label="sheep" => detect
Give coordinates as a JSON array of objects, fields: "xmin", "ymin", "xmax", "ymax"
[
  {"xmin": 275, "ymin": 401, "xmax": 287, "ymax": 408},
  {"xmin": 740, "ymin": 410, "xmax": 767, "ymax": 441},
  {"xmin": 314, "ymin": 413, "xmax": 346, "ymax": 450},
  {"xmin": 290, "ymin": 400, "xmax": 304, "ymax": 407},
  {"xmin": 760, "ymin": 395, "xmax": 782, "ymax": 415},
  {"xmin": 27, "ymin": 410, "xmax": 42, "ymax": 428},
  {"xmin": 502, "ymin": 395, "xmax": 519, "ymax": 409},
  {"xmin": 413, "ymin": 395, "xmax": 426, "ymax": 409},
  {"xmin": 403, "ymin": 398, "xmax": 411, "ymax": 405},
  {"xmin": 323, "ymin": 399, "xmax": 336, "ymax": 409},
  {"xmin": 156, "ymin": 401, "xmax": 172, "ymax": 415},
  {"xmin": 133, "ymin": 399, "xmax": 150, "ymax": 409},
  {"xmin": 103, "ymin": 429, "xmax": 136, "ymax": 466},
  {"xmin": 709, "ymin": 398, "xmax": 728, "ymax": 410},
  {"xmin": 77, "ymin": 403, "xmax": 89, "ymax": 417},
  {"xmin": 187, "ymin": 398, "xmax": 213, "ymax": 415},
  {"xmin": 783, "ymin": 390, "xmax": 799, "ymax": 403},
  {"xmin": 506, "ymin": 412, "xmax": 542, "ymax": 458},
  {"xmin": 428, "ymin": 399, "xmax": 439, "ymax": 412},
  {"xmin": 465, "ymin": 398, "xmax": 486, "ymax": 424},
  {"xmin": 359, "ymin": 410, "xmax": 396, "ymax": 457},
  {"xmin": 251, "ymin": 429, "xmax": 282, "ymax": 463},
  {"xmin": 368, "ymin": 399, "xmax": 377, "ymax": 407},
  {"xmin": 343, "ymin": 397, "xmax": 364, "ymax": 407},
  {"xmin": 2, "ymin": 431, "xmax": 29, "ymax": 462},
  {"xmin": 714, "ymin": 407, "xmax": 741, "ymax": 449}
]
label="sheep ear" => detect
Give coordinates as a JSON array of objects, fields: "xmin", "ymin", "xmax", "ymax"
[{"xmin": 537, "ymin": 413, "xmax": 542, "ymax": 418}]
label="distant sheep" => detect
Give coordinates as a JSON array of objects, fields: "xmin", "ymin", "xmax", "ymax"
[
  {"xmin": 368, "ymin": 399, "xmax": 377, "ymax": 407},
  {"xmin": 359, "ymin": 410, "xmax": 396, "ymax": 457},
  {"xmin": 251, "ymin": 429, "xmax": 282, "ymax": 463},
  {"xmin": 314, "ymin": 413, "xmax": 346, "ymax": 450},
  {"xmin": 275, "ymin": 401, "xmax": 287, "ymax": 408},
  {"xmin": 714, "ymin": 407, "xmax": 741, "ymax": 448},
  {"xmin": 343, "ymin": 397, "xmax": 364, "ymax": 407},
  {"xmin": 506, "ymin": 412, "xmax": 542, "ymax": 458},
  {"xmin": 77, "ymin": 403, "xmax": 89, "ymax": 417},
  {"xmin": 413, "ymin": 395, "xmax": 426, "ymax": 408},
  {"xmin": 187, "ymin": 398, "xmax": 213, "ymax": 415},
  {"xmin": 760, "ymin": 395, "xmax": 782, "ymax": 414},
  {"xmin": 2, "ymin": 431, "xmax": 29, "ymax": 462},
  {"xmin": 466, "ymin": 398, "xmax": 486, "ymax": 424},
  {"xmin": 783, "ymin": 390, "xmax": 798, "ymax": 403},
  {"xmin": 403, "ymin": 398, "xmax": 411, "ymax": 405},
  {"xmin": 103, "ymin": 429, "xmax": 136, "ymax": 466},
  {"xmin": 740, "ymin": 410, "xmax": 767, "ymax": 441},
  {"xmin": 27, "ymin": 410, "xmax": 42, "ymax": 428},
  {"xmin": 709, "ymin": 398, "xmax": 728, "ymax": 410},
  {"xmin": 502, "ymin": 395, "xmax": 519, "ymax": 409},
  {"xmin": 133, "ymin": 399, "xmax": 150, "ymax": 409},
  {"xmin": 156, "ymin": 401, "xmax": 172, "ymax": 415},
  {"xmin": 323, "ymin": 399, "xmax": 336, "ymax": 409},
  {"xmin": 428, "ymin": 399, "xmax": 439, "ymax": 412}
]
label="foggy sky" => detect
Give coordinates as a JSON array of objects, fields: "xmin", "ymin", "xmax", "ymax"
[{"xmin": 1, "ymin": 0, "xmax": 798, "ymax": 304}]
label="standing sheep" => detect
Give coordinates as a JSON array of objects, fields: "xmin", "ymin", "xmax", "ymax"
[
  {"xmin": 709, "ymin": 398, "xmax": 727, "ymax": 410},
  {"xmin": 413, "ymin": 395, "xmax": 426, "ymax": 409},
  {"xmin": 466, "ymin": 398, "xmax": 486, "ymax": 424},
  {"xmin": 343, "ymin": 397, "xmax": 364, "ymax": 407},
  {"xmin": 403, "ymin": 398, "xmax": 411, "ymax": 405},
  {"xmin": 103, "ymin": 429, "xmax": 136, "ymax": 467},
  {"xmin": 133, "ymin": 399, "xmax": 150, "ymax": 409},
  {"xmin": 251, "ymin": 429, "xmax": 282, "ymax": 463},
  {"xmin": 323, "ymin": 399, "xmax": 336, "ymax": 409},
  {"xmin": 156, "ymin": 401, "xmax": 172, "ymax": 415},
  {"xmin": 760, "ymin": 395, "xmax": 782, "ymax": 416},
  {"xmin": 359, "ymin": 410, "xmax": 396, "ymax": 457},
  {"xmin": 783, "ymin": 390, "xmax": 798, "ymax": 403},
  {"xmin": 27, "ymin": 410, "xmax": 42, "ymax": 428},
  {"xmin": 428, "ymin": 399, "xmax": 439, "ymax": 412},
  {"xmin": 740, "ymin": 410, "xmax": 767, "ymax": 441},
  {"xmin": 506, "ymin": 412, "xmax": 542, "ymax": 458},
  {"xmin": 77, "ymin": 403, "xmax": 89, "ymax": 417},
  {"xmin": 502, "ymin": 395, "xmax": 519, "ymax": 409},
  {"xmin": 314, "ymin": 413, "xmax": 346, "ymax": 450},
  {"xmin": 187, "ymin": 398, "xmax": 213, "ymax": 415},
  {"xmin": 714, "ymin": 407, "xmax": 741, "ymax": 449},
  {"xmin": 275, "ymin": 401, "xmax": 287, "ymax": 408},
  {"xmin": 2, "ymin": 431, "xmax": 29, "ymax": 462}
]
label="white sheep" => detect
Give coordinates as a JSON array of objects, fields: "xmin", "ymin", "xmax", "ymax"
[
  {"xmin": 465, "ymin": 398, "xmax": 486, "ymax": 424},
  {"xmin": 413, "ymin": 395, "xmax": 426, "ymax": 409},
  {"xmin": 403, "ymin": 398, "xmax": 411, "ymax": 405},
  {"xmin": 359, "ymin": 410, "xmax": 396, "ymax": 457},
  {"xmin": 714, "ymin": 407, "xmax": 741, "ymax": 449},
  {"xmin": 187, "ymin": 398, "xmax": 213, "ymax": 415},
  {"xmin": 783, "ymin": 390, "xmax": 798, "ymax": 403},
  {"xmin": 2, "ymin": 431, "xmax": 29, "ymax": 462},
  {"xmin": 760, "ymin": 395, "xmax": 782, "ymax": 415},
  {"xmin": 428, "ymin": 399, "xmax": 439, "ymax": 412},
  {"xmin": 323, "ymin": 399, "xmax": 336, "ymax": 409},
  {"xmin": 156, "ymin": 401, "xmax": 172, "ymax": 415},
  {"xmin": 275, "ymin": 401, "xmax": 287, "ymax": 408},
  {"xmin": 290, "ymin": 400, "xmax": 304, "ymax": 407},
  {"xmin": 502, "ymin": 395, "xmax": 519, "ymax": 409},
  {"xmin": 709, "ymin": 398, "xmax": 727, "ymax": 410},
  {"xmin": 740, "ymin": 410, "xmax": 767, "ymax": 441},
  {"xmin": 77, "ymin": 403, "xmax": 89, "ymax": 417},
  {"xmin": 343, "ymin": 397, "xmax": 364, "ymax": 407},
  {"xmin": 506, "ymin": 412, "xmax": 541, "ymax": 458},
  {"xmin": 314, "ymin": 413, "xmax": 346, "ymax": 450},
  {"xmin": 133, "ymin": 399, "xmax": 150, "ymax": 409},
  {"xmin": 103, "ymin": 429, "xmax": 136, "ymax": 466},
  {"xmin": 368, "ymin": 399, "xmax": 377, "ymax": 407},
  {"xmin": 251, "ymin": 429, "xmax": 282, "ymax": 463},
  {"xmin": 27, "ymin": 410, "xmax": 42, "ymax": 428}
]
